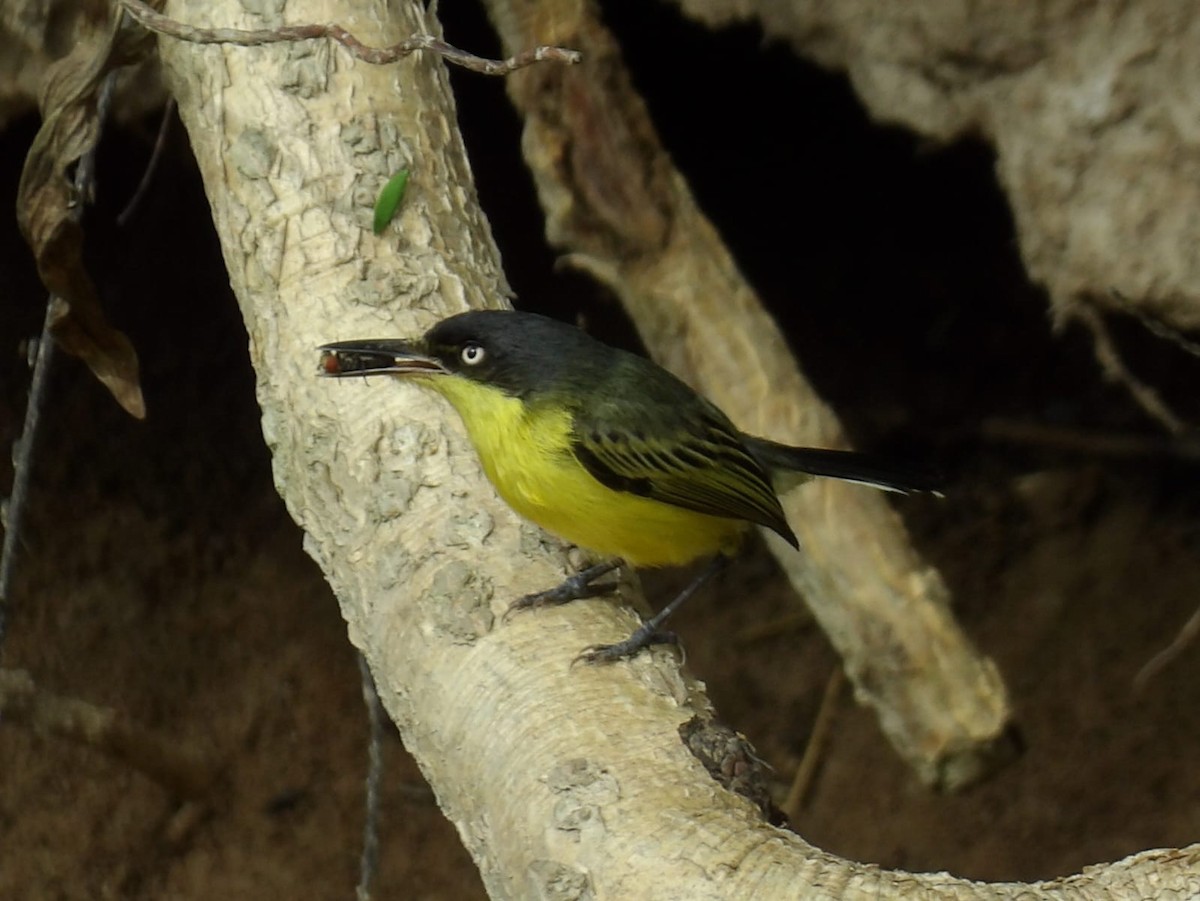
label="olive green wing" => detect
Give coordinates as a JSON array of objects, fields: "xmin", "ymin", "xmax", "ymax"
[{"xmin": 570, "ymin": 404, "xmax": 798, "ymax": 548}]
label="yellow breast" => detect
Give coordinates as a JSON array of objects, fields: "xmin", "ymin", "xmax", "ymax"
[{"xmin": 427, "ymin": 377, "xmax": 746, "ymax": 567}]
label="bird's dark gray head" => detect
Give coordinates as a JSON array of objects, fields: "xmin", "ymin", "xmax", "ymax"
[{"xmin": 420, "ymin": 310, "xmax": 607, "ymax": 398}]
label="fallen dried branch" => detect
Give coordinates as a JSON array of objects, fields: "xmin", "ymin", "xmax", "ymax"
[{"xmin": 0, "ymin": 668, "xmax": 214, "ymax": 798}]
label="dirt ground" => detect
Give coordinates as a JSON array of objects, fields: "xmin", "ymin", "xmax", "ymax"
[{"xmin": 3, "ymin": 7, "xmax": 1199, "ymax": 900}]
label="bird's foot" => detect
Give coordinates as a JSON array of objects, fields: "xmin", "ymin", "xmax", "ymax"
[
  {"xmin": 504, "ymin": 560, "xmax": 622, "ymax": 621},
  {"xmin": 573, "ymin": 628, "xmax": 680, "ymax": 665}
]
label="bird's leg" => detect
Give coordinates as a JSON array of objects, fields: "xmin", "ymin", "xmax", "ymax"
[
  {"xmin": 506, "ymin": 559, "xmax": 624, "ymax": 619},
  {"xmin": 576, "ymin": 555, "xmax": 729, "ymax": 664}
]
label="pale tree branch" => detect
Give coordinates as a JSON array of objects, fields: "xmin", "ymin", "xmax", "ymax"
[{"xmin": 148, "ymin": 0, "xmax": 1199, "ymax": 896}]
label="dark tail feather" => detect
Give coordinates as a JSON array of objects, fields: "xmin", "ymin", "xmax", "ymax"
[{"xmin": 742, "ymin": 436, "xmax": 944, "ymax": 496}]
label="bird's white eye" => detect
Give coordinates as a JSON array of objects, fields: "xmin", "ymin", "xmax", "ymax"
[{"xmin": 460, "ymin": 343, "xmax": 486, "ymax": 366}]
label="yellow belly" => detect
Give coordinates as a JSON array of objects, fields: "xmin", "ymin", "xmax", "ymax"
[{"xmin": 430, "ymin": 378, "xmax": 745, "ymax": 567}]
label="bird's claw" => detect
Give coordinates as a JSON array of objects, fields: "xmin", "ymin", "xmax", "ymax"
[
  {"xmin": 503, "ymin": 562, "xmax": 621, "ymax": 622},
  {"xmin": 571, "ymin": 630, "xmax": 680, "ymax": 666}
]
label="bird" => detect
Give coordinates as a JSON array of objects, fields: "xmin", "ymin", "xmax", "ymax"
[{"xmin": 319, "ymin": 309, "xmax": 939, "ymax": 662}]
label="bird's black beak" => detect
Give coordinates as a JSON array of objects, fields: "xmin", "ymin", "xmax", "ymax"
[{"xmin": 317, "ymin": 339, "xmax": 448, "ymax": 377}]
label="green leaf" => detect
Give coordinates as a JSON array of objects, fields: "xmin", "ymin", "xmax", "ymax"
[{"xmin": 373, "ymin": 169, "xmax": 410, "ymax": 234}]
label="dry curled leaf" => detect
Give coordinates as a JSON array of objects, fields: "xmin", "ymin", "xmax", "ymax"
[{"xmin": 16, "ymin": 5, "xmax": 159, "ymax": 419}]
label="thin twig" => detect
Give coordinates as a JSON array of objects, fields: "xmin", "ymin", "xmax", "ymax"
[
  {"xmin": 1073, "ymin": 304, "xmax": 1186, "ymax": 434},
  {"xmin": 782, "ymin": 667, "xmax": 843, "ymax": 821},
  {"xmin": 0, "ymin": 316, "xmax": 55, "ymax": 652},
  {"xmin": 0, "ymin": 72, "xmax": 119, "ymax": 653},
  {"xmin": 1110, "ymin": 289, "xmax": 1200, "ymax": 360},
  {"xmin": 118, "ymin": 0, "xmax": 580, "ymax": 74},
  {"xmin": 117, "ymin": 97, "xmax": 176, "ymax": 228},
  {"xmin": 1134, "ymin": 604, "xmax": 1200, "ymax": 691},
  {"xmin": 357, "ymin": 654, "xmax": 385, "ymax": 901}
]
